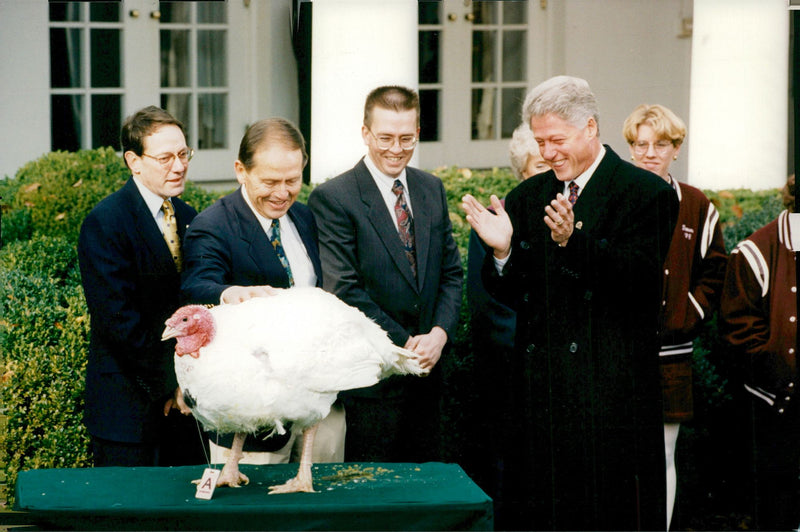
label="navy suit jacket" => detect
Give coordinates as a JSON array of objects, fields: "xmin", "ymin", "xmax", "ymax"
[
  {"xmin": 179, "ymin": 187, "xmax": 321, "ymax": 451},
  {"xmin": 78, "ymin": 177, "xmax": 197, "ymax": 443},
  {"xmin": 307, "ymin": 159, "xmax": 462, "ymax": 397},
  {"xmin": 180, "ymin": 187, "xmax": 322, "ymax": 305}
]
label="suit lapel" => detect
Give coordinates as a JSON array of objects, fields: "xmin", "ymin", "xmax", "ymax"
[
  {"xmin": 124, "ymin": 179, "xmax": 175, "ymax": 270},
  {"xmin": 406, "ymin": 169, "xmax": 429, "ymax": 291},
  {"xmin": 229, "ymin": 189, "xmax": 290, "ymax": 286},
  {"xmin": 287, "ymin": 205, "xmax": 323, "ymax": 285},
  {"xmin": 572, "ymin": 147, "xmax": 616, "ymax": 234},
  {"xmin": 354, "ymin": 161, "xmax": 419, "ymax": 291}
]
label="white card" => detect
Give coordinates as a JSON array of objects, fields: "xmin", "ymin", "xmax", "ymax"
[{"xmin": 195, "ymin": 468, "xmax": 221, "ymax": 500}]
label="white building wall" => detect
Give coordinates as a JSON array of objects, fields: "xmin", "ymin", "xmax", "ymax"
[
  {"xmin": 556, "ymin": 0, "xmax": 692, "ymax": 182},
  {"xmin": 310, "ymin": 0, "xmax": 417, "ymax": 184},
  {"xmin": 689, "ymin": 0, "xmax": 789, "ymax": 190},
  {"xmin": 0, "ymin": 1, "xmax": 50, "ymax": 180}
]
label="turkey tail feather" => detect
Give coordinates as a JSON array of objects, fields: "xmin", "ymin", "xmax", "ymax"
[{"xmin": 388, "ymin": 346, "xmax": 428, "ymax": 376}]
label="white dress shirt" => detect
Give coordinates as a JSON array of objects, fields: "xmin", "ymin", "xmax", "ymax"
[
  {"xmin": 364, "ymin": 154, "xmax": 413, "ymax": 231},
  {"xmin": 132, "ymin": 176, "xmax": 172, "ymax": 234},
  {"xmin": 240, "ymin": 186, "xmax": 317, "ymax": 288}
]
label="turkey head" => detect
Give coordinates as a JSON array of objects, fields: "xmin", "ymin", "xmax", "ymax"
[{"xmin": 162, "ymin": 305, "xmax": 216, "ymax": 357}]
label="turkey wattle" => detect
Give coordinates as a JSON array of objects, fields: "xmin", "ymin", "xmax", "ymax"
[{"xmin": 161, "ymin": 286, "xmax": 427, "ymax": 494}]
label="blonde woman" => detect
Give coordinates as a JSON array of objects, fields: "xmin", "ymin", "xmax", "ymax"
[{"xmin": 623, "ymin": 104, "xmax": 728, "ymax": 529}]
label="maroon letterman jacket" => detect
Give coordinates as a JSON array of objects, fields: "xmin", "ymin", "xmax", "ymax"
[
  {"xmin": 659, "ymin": 180, "xmax": 727, "ymax": 421},
  {"xmin": 721, "ymin": 210, "xmax": 798, "ymax": 414}
]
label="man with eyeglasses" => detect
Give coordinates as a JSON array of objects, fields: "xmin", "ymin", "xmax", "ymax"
[
  {"xmin": 308, "ymin": 85, "xmax": 462, "ymax": 463},
  {"xmin": 78, "ymin": 105, "xmax": 206, "ymax": 467}
]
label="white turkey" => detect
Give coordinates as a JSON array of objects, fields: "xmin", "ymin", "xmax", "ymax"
[{"xmin": 161, "ymin": 286, "xmax": 427, "ymax": 494}]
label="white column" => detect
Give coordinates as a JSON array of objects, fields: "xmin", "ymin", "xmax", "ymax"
[
  {"xmin": 310, "ymin": 0, "xmax": 418, "ymax": 184},
  {"xmin": 688, "ymin": 0, "xmax": 788, "ymax": 190}
]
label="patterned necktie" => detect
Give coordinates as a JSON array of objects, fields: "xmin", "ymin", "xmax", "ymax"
[
  {"xmin": 568, "ymin": 181, "xmax": 580, "ymax": 205},
  {"xmin": 270, "ymin": 218, "xmax": 294, "ymax": 287},
  {"xmin": 392, "ymin": 179, "xmax": 417, "ymax": 277},
  {"xmin": 161, "ymin": 199, "xmax": 182, "ymax": 272}
]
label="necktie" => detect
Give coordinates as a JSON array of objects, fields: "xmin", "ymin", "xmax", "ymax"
[
  {"xmin": 161, "ymin": 199, "xmax": 182, "ymax": 271},
  {"xmin": 392, "ymin": 179, "xmax": 417, "ymax": 277},
  {"xmin": 270, "ymin": 218, "xmax": 294, "ymax": 287},
  {"xmin": 568, "ymin": 181, "xmax": 580, "ymax": 205}
]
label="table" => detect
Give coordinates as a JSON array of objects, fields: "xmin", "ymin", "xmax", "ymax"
[{"xmin": 14, "ymin": 462, "xmax": 493, "ymax": 530}]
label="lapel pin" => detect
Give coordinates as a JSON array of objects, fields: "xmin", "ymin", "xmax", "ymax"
[{"xmin": 575, "ymin": 221, "xmax": 583, "ymax": 230}]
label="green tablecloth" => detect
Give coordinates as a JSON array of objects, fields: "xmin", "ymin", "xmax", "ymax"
[{"xmin": 14, "ymin": 462, "xmax": 493, "ymax": 530}]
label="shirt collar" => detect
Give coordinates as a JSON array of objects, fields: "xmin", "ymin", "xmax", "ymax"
[
  {"xmin": 364, "ymin": 153, "xmax": 408, "ymax": 189},
  {"xmin": 132, "ymin": 176, "xmax": 170, "ymax": 219},
  {"xmin": 239, "ymin": 185, "xmax": 287, "ymax": 235},
  {"xmin": 571, "ymin": 145, "xmax": 605, "ymax": 191}
]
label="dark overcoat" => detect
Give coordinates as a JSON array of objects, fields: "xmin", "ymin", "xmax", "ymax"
[{"xmin": 484, "ymin": 146, "xmax": 677, "ymax": 531}]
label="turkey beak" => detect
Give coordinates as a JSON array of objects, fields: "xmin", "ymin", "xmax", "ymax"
[{"xmin": 161, "ymin": 325, "xmax": 180, "ymax": 341}]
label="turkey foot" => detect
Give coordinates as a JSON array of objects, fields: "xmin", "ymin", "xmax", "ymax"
[
  {"xmin": 269, "ymin": 424, "xmax": 318, "ymax": 494},
  {"xmin": 192, "ymin": 432, "xmax": 250, "ymax": 487},
  {"xmin": 216, "ymin": 464, "xmax": 250, "ymax": 487}
]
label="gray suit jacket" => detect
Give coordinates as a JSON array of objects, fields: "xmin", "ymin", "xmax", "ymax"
[{"xmin": 308, "ymin": 158, "xmax": 462, "ymax": 358}]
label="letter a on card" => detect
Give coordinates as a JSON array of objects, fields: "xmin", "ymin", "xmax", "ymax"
[{"xmin": 195, "ymin": 468, "xmax": 221, "ymax": 500}]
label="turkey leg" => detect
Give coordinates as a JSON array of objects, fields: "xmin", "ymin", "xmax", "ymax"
[
  {"xmin": 216, "ymin": 432, "xmax": 250, "ymax": 487},
  {"xmin": 268, "ymin": 423, "xmax": 318, "ymax": 494}
]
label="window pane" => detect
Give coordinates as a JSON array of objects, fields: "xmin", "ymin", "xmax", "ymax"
[
  {"xmin": 50, "ymin": 3, "xmax": 83, "ymax": 22},
  {"xmin": 159, "ymin": 2, "xmax": 191, "ymax": 23},
  {"xmin": 197, "ymin": 30, "xmax": 226, "ymax": 88},
  {"xmin": 418, "ymin": 2, "xmax": 440, "ymax": 25},
  {"xmin": 197, "ymin": 93, "xmax": 227, "ymax": 149},
  {"xmin": 472, "ymin": 88, "xmax": 496, "ymax": 140},
  {"xmin": 472, "ymin": 30, "xmax": 496, "ymax": 83},
  {"xmin": 161, "ymin": 30, "xmax": 191, "ymax": 87},
  {"xmin": 92, "ymin": 94, "xmax": 122, "ymax": 148},
  {"xmin": 197, "ymin": 2, "xmax": 227, "ymax": 23},
  {"xmin": 419, "ymin": 31, "xmax": 440, "ymax": 84},
  {"xmin": 503, "ymin": 1, "xmax": 527, "ymax": 24},
  {"xmin": 472, "ymin": 2, "xmax": 497, "ymax": 24},
  {"xmin": 502, "ymin": 87, "xmax": 526, "ymax": 138},
  {"xmin": 419, "ymin": 89, "xmax": 440, "ymax": 142},
  {"xmin": 502, "ymin": 31, "xmax": 526, "ymax": 82},
  {"xmin": 161, "ymin": 93, "xmax": 192, "ymax": 140},
  {"xmin": 51, "ymin": 94, "xmax": 83, "ymax": 151},
  {"xmin": 90, "ymin": 2, "xmax": 120, "ymax": 22},
  {"xmin": 91, "ymin": 29, "xmax": 121, "ymax": 88},
  {"xmin": 50, "ymin": 28, "xmax": 83, "ymax": 88}
]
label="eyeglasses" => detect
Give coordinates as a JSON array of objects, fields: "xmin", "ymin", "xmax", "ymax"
[
  {"xmin": 632, "ymin": 140, "xmax": 673, "ymax": 156},
  {"xmin": 367, "ymin": 128, "xmax": 418, "ymax": 151},
  {"xmin": 142, "ymin": 148, "xmax": 194, "ymax": 167}
]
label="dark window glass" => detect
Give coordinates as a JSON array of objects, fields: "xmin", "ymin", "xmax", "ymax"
[
  {"xmin": 90, "ymin": 2, "xmax": 120, "ymax": 22},
  {"xmin": 92, "ymin": 94, "xmax": 122, "ymax": 148},
  {"xmin": 197, "ymin": 2, "xmax": 227, "ymax": 23},
  {"xmin": 419, "ymin": 89, "xmax": 439, "ymax": 142},
  {"xmin": 418, "ymin": 2, "xmax": 440, "ymax": 25},
  {"xmin": 91, "ymin": 29, "xmax": 121, "ymax": 88},
  {"xmin": 419, "ymin": 31, "xmax": 440, "ymax": 84},
  {"xmin": 49, "ymin": 3, "xmax": 82, "ymax": 22},
  {"xmin": 51, "ymin": 94, "xmax": 83, "ymax": 151},
  {"xmin": 50, "ymin": 28, "xmax": 83, "ymax": 88}
]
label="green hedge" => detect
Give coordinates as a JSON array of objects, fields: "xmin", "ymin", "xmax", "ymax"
[{"xmin": 0, "ymin": 148, "xmax": 785, "ymax": 511}]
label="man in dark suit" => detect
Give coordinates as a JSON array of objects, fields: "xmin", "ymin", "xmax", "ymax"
[
  {"xmin": 180, "ymin": 118, "xmax": 344, "ymax": 465},
  {"xmin": 463, "ymin": 76, "xmax": 678, "ymax": 531},
  {"xmin": 307, "ymin": 86, "xmax": 462, "ymax": 463},
  {"xmin": 78, "ymin": 106, "xmax": 204, "ymax": 467}
]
